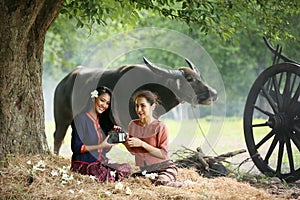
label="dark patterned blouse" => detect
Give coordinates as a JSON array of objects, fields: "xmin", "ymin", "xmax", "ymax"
[{"xmin": 71, "ymin": 112, "xmax": 109, "ymax": 165}]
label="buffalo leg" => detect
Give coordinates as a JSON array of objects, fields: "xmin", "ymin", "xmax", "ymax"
[{"xmin": 53, "ymin": 121, "xmax": 71, "ymax": 155}]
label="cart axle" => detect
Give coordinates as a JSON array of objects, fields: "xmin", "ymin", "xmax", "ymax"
[{"xmin": 268, "ymin": 113, "xmax": 291, "ymax": 131}]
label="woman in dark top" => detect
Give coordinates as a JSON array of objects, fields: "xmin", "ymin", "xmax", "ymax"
[{"xmin": 70, "ymin": 86, "xmax": 130, "ymax": 182}]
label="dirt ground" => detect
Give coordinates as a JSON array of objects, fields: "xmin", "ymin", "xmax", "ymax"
[{"xmin": 1, "ymin": 154, "xmax": 300, "ymax": 200}]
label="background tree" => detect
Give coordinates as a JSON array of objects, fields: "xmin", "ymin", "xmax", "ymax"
[{"xmin": 1, "ymin": 0, "xmax": 300, "ymax": 160}]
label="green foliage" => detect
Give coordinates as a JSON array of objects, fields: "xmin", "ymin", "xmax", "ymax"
[
  {"xmin": 61, "ymin": 0, "xmax": 140, "ymax": 28},
  {"xmin": 43, "ymin": 0, "xmax": 300, "ymax": 116},
  {"xmin": 59, "ymin": 0, "xmax": 300, "ymax": 40}
]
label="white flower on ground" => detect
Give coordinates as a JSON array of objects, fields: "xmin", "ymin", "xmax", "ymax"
[
  {"xmin": 50, "ymin": 170, "xmax": 58, "ymax": 176},
  {"xmin": 32, "ymin": 166, "xmax": 44, "ymax": 171},
  {"xmin": 90, "ymin": 90, "xmax": 98, "ymax": 98},
  {"xmin": 62, "ymin": 173, "xmax": 73, "ymax": 181},
  {"xmin": 110, "ymin": 170, "xmax": 116, "ymax": 177},
  {"xmin": 27, "ymin": 160, "xmax": 32, "ymax": 165},
  {"xmin": 68, "ymin": 189, "xmax": 75, "ymax": 194},
  {"xmin": 183, "ymin": 180, "xmax": 195, "ymax": 185},
  {"xmin": 104, "ymin": 191, "xmax": 112, "ymax": 196},
  {"xmin": 125, "ymin": 187, "xmax": 132, "ymax": 195},
  {"xmin": 37, "ymin": 160, "xmax": 46, "ymax": 167},
  {"xmin": 61, "ymin": 173, "xmax": 74, "ymax": 185},
  {"xmin": 62, "ymin": 173, "xmax": 68, "ymax": 180},
  {"xmin": 89, "ymin": 175, "xmax": 97, "ymax": 180},
  {"xmin": 59, "ymin": 166, "xmax": 69, "ymax": 174},
  {"xmin": 115, "ymin": 182, "xmax": 124, "ymax": 190},
  {"xmin": 142, "ymin": 170, "xmax": 147, "ymax": 176},
  {"xmin": 32, "ymin": 160, "xmax": 46, "ymax": 172},
  {"xmin": 145, "ymin": 173, "xmax": 158, "ymax": 180}
]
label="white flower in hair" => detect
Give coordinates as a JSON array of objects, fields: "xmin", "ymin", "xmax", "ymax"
[{"xmin": 90, "ymin": 90, "xmax": 98, "ymax": 98}]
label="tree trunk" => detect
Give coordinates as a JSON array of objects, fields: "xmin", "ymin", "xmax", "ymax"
[{"xmin": 0, "ymin": 0, "xmax": 64, "ymax": 160}]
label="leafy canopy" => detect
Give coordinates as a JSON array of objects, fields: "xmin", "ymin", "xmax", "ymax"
[{"xmin": 61, "ymin": 0, "xmax": 300, "ymax": 40}]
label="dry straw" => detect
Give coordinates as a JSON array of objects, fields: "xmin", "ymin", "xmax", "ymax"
[{"xmin": 1, "ymin": 154, "xmax": 272, "ymax": 200}]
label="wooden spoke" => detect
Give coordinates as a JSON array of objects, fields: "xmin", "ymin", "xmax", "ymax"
[
  {"xmin": 286, "ymin": 139, "xmax": 295, "ymax": 173},
  {"xmin": 252, "ymin": 122, "xmax": 269, "ymax": 127},
  {"xmin": 290, "ymin": 73, "xmax": 297, "ymax": 94},
  {"xmin": 266, "ymin": 78, "xmax": 272, "ymax": 92},
  {"xmin": 255, "ymin": 130, "xmax": 275, "ymax": 149},
  {"xmin": 264, "ymin": 135, "xmax": 279, "ymax": 164},
  {"xmin": 272, "ymin": 76, "xmax": 283, "ymax": 110},
  {"xmin": 290, "ymin": 132, "xmax": 300, "ymax": 153},
  {"xmin": 254, "ymin": 105, "xmax": 273, "ymax": 117},
  {"xmin": 289, "ymin": 84, "xmax": 300, "ymax": 110},
  {"xmin": 261, "ymin": 86, "xmax": 278, "ymax": 113},
  {"xmin": 282, "ymin": 72, "xmax": 292, "ymax": 109},
  {"xmin": 283, "ymin": 72, "xmax": 291, "ymax": 97},
  {"xmin": 278, "ymin": 72, "xmax": 283, "ymax": 88},
  {"xmin": 276, "ymin": 141, "xmax": 284, "ymax": 174}
]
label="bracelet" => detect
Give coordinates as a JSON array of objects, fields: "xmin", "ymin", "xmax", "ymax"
[{"xmin": 80, "ymin": 145, "xmax": 87, "ymax": 153}]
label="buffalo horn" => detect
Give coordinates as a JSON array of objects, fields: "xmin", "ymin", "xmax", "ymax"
[
  {"xmin": 143, "ymin": 56, "xmax": 182, "ymax": 77},
  {"xmin": 185, "ymin": 58, "xmax": 200, "ymax": 76}
]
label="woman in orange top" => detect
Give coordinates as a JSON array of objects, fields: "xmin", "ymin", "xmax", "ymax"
[{"xmin": 125, "ymin": 90, "xmax": 180, "ymax": 186}]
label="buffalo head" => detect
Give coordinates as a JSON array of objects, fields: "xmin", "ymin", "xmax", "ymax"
[{"xmin": 143, "ymin": 57, "xmax": 217, "ymax": 105}]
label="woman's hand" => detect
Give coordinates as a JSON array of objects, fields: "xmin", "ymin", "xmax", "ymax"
[
  {"xmin": 84, "ymin": 136, "xmax": 114, "ymax": 152},
  {"xmin": 127, "ymin": 137, "xmax": 144, "ymax": 148},
  {"xmin": 100, "ymin": 135, "xmax": 115, "ymax": 149},
  {"xmin": 112, "ymin": 125, "xmax": 123, "ymax": 132}
]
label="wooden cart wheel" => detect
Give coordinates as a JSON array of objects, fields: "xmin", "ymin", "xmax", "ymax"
[{"xmin": 244, "ymin": 62, "xmax": 300, "ymax": 182}]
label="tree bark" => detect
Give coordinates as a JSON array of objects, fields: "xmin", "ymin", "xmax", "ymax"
[{"xmin": 0, "ymin": 0, "xmax": 64, "ymax": 160}]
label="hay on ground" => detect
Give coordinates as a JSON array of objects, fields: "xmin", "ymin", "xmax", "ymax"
[{"xmin": 0, "ymin": 154, "xmax": 276, "ymax": 200}]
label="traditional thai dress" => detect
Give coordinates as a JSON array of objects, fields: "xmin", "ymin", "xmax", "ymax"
[
  {"xmin": 70, "ymin": 112, "xmax": 130, "ymax": 182},
  {"xmin": 125, "ymin": 119, "xmax": 178, "ymax": 186}
]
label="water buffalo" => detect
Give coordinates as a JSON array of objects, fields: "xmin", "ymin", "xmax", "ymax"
[{"xmin": 53, "ymin": 57, "xmax": 217, "ymax": 154}]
